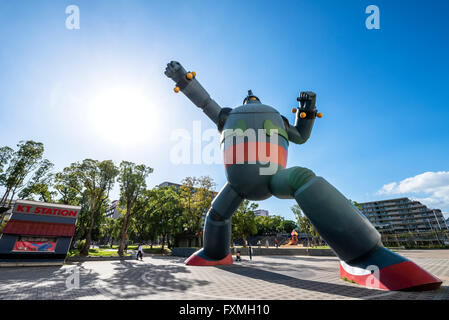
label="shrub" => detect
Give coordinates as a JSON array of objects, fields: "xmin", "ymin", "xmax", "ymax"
[{"xmin": 76, "ymin": 240, "xmax": 86, "ymax": 252}]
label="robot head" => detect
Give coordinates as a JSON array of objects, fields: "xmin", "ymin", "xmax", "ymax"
[{"xmin": 243, "ymin": 90, "xmax": 261, "ymax": 105}]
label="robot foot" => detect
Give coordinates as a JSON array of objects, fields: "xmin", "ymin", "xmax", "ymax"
[
  {"xmin": 185, "ymin": 249, "xmax": 233, "ymax": 266},
  {"xmin": 340, "ymin": 246, "xmax": 442, "ymax": 291}
]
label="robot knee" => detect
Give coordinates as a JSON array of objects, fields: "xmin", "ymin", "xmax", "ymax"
[
  {"xmin": 287, "ymin": 167, "xmax": 316, "ymax": 194},
  {"xmin": 208, "ymin": 208, "xmax": 228, "ymax": 222}
]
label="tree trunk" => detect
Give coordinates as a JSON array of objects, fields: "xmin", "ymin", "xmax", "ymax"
[
  {"xmin": 118, "ymin": 215, "xmax": 129, "ymax": 256},
  {"xmin": 69, "ymin": 237, "xmax": 75, "ymax": 251},
  {"xmin": 197, "ymin": 233, "xmax": 202, "ymax": 248},
  {"xmin": 118, "ymin": 203, "xmax": 132, "ymax": 256},
  {"xmin": 0, "ymin": 189, "xmax": 11, "ymax": 206},
  {"xmin": 161, "ymin": 234, "xmax": 166, "ymax": 252},
  {"xmin": 8, "ymin": 188, "xmax": 17, "ymax": 205},
  {"xmin": 81, "ymin": 211, "xmax": 96, "ymax": 256}
]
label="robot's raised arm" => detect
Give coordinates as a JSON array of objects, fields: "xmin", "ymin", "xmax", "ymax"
[
  {"xmin": 285, "ymin": 91, "xmax": 322, "ymax": 144},
  {"xmin": 165, "ymin": 61, "xmax": 222, "ymax": 124}
]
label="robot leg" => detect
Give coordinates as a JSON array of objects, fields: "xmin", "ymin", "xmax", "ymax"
[
  {"xmin": 185, "ymin": 182, "xmax": 243, "ymax": 266},
  {"xmin": 270, "ymin": 167, "xmax": 442, "ymax": 291}
]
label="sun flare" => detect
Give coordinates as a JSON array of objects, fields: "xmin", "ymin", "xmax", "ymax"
[{"xmin": 88, "ymin": 86, "xmax": 160, "ymax": 146}]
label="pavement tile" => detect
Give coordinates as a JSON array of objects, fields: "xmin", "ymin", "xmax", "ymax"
[{"xmin": 0, "ymin": 250, "xmax": 448, "ymax": 300}]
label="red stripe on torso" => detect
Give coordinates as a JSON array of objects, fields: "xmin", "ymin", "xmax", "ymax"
[{"xmin": 223, "ymin": 142, "xmax": 287, "ymax": 167}]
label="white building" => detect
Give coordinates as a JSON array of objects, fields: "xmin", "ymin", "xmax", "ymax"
[
  {"xmin": 254, "ymin": 209, "xmax": 269, "ymax": 217},
  {"xmin": 105, "ymin": 200, "xmax": 120, "ymax": 219},
  {"xmin": 359, "ymin": 198, "xmax": 448, "ymax": 233}
]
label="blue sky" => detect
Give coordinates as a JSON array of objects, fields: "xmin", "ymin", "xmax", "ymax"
[{"xmin": 0, "ymin": 0, "xmax": 448, "ymax": 220}]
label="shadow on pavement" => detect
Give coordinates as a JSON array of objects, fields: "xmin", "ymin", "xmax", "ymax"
[
  {"xmin": 90, "ymin": 260, "xmax": 209, "ymax": 299},
  {"xmin": 233, "ymin": 258, "xmax": 336, "ymax": 274},
  {"xmin": 0, "ymin": 259, "xmax": 209, "ymax": 300},
  {"xmin": 216, "ymin": 263, "xmax": 443, "ymax": 299},
  {"xmin": 262, "ymin": 255, "xmax": 339, "ymax": 263}
]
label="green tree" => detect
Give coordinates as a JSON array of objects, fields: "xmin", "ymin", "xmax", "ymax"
[
  {"xmin": 180, "ymin": 176, "xmax": 216, "ymax": 247},
  {"xmin": 141, "ymin": 186, "xmax": 184, "ymax": 251},
  {"xmin": 117, "ymin": 161, "xmax": 153, "ymax": 256},
  {"xmin": 0, "ymin": 146, "xmax": 13, "ymax": 217},
  {"xmin": 291, "ymin": 204, "xmax": 319, "ymax": 247},
  {"xmin": 179, "ymin": 177, "xmax": 198, "ymax": 244},
  {"xmin": 0, "ymin": 141, "xmax": 47, "ymax": 206},
  {"xmin": 129, "ymin": 189, "xmax": 165, "ymax": 246},
  {"xmin": 0, "ymin": 141, "xmax": 52, "ymax": 224},
  {"xmin": 18, "ymin": 159, "xmax": 56, "ymax": 202},
  {"xmin": 0, "ymin": 146, "xmax": 13, "ymax": 177},
  {"xmin": 130, "ymin": 194, "xmax": 150, "ymax": 243},
  {"xmin": 99, "ymin": 217, "xmax": 117, "ymax": 247},
  {"xmin": 60, "ymin": 159, "xmax": 119, "ymax": 255},
  {"xmin": 232, "ymin": 200, "xmax": 258, "ymax": 246},
  {"xmin": 255, "ymin": 215, "xmax": 268, "ymax": 235},
  {"xmin": 270, "ymin": 215, "xmax": 285, "ymax": 233},
  {"xmin": 193, "ymin": 176, "xmax": 216, "ymax": 245},
  {"xmin": 111, "ymin": 211, "xmax": 125, "ymax": 243},
  {"xmin": 280, "ymin": 219, "xmax": 297, "ymax": 233},
  {"xmin": 350, "ymin": 199, "xmax": 363, "ymax": 211},
  {"xmin": 254, "ymin": 215, "xmax": 294, "ymax": 236},
  {"xmin": 54, "ymin": 168, "xmax": 83, "ymax": 205}
]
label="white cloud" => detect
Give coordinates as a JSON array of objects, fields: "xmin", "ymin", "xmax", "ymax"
[{"xmin": 378, "ymin": 171, "xmax": 449, "ymax": 212}]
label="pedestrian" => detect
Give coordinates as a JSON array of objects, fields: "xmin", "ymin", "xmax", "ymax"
[
  {"xmin": 275, "ymin": 238, "xmax": 279, "ymax": 248},
  {"xmin": 236, "ymin": 250, "xmax": 241, "ymax": 262},
  {"xmin": 137, "ymin": 243, "xmax": 143, "ymax": 260},
  {"xmin": 248, "ymin": 244, "xmax": 252, "ymax": 261}
]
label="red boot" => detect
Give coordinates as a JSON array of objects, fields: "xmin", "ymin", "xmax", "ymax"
[
  {"xmin": 185, "ymin": 249, "xmax": 233, "ymax": 266},
  {"xmin": 340, "ymin": 246, "xmax": 442, "ymax": 291}
]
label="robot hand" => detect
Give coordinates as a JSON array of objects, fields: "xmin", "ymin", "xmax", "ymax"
[
  {"xmin": 292, "ymin": 91, "xmax": 321, "ymax": 121},
  {"xmin": 164, "ymin": 61, "xmax": 188, "ymax": 84},
  {"xmin": 297, "ymin": 91, "xmax": 317, "ymax": 110},
  {"xmin": 288, "ymin": 91, "xmax": 321, "ymax": 144},
  {"xmin": 164, "ymin": 60, "xmax": 222, "ymax": 124}
]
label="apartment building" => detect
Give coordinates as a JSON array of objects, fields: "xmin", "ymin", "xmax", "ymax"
[
  {"xmin": 359, "ymin": 197, "xmax": 448, "ymax": 234},
  {"xmin": 105, "ymin": 200, "xmax": 121, "ymax": 219},
  {"xmin": 254, "ymin": 209, "xmax": 269, "ymax": 217}
]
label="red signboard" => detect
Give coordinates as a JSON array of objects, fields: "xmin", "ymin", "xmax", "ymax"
[{"xmin": 12, "ymin": 200, "xmax": 80, "ymax": 219}]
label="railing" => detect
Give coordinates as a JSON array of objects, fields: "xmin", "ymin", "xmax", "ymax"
[{"xmin": 380, "ymin": 230, "xmax": 449, "ymax": 247}]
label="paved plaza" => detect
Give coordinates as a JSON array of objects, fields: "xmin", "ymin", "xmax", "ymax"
[{"xmin": 0, "ymin": 250, "xmax": 448, "ymax": 300}]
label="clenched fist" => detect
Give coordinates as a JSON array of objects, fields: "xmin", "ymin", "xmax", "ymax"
[{"xmin": 164, "ymin": 61, "xmax": 188, "ymax": 84}]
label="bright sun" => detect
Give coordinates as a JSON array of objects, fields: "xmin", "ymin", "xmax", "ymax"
[{"xmin": 88, "ymin": 86, "xmax": 159, "ymax": 146}]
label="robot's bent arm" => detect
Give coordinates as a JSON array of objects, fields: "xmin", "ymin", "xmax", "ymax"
[
  {"xmin": 285, "ymin": 91, "xmax": 321, "ymax": 144},
  {"xmin": 165, "ymin": 61, "xmax": 222, "ymax": 124}
]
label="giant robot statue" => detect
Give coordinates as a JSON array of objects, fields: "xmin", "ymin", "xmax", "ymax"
[{"xmin": 164, "ymin": 61, "xmax": 442, "ymax": 291}]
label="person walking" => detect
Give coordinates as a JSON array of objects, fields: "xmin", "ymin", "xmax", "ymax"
[
  {"xmin": 248, "ymin": 244, "xmax": 253, "ymax": 261},
  {"xmin": 137, "ymin": 243, "xmax": 144, "ymax": 261}
]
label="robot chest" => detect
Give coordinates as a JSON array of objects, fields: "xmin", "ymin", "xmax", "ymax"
[
  {"xmin": 220, "ymin": 113, "xmax": 289, "ymax": 168},
  {"xmin": 221, "ymin": 113, "xmax": 288, "ymax": 145}
]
